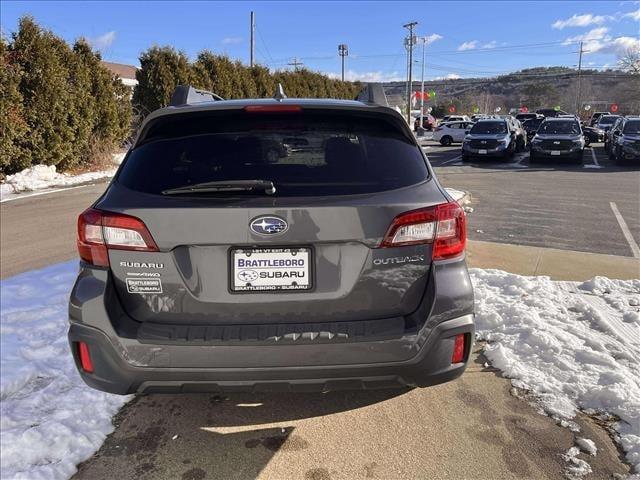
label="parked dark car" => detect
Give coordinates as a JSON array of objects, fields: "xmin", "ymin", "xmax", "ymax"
[
  {"xmin": 536, "ymin": 108, "xmax": 569, "ymax": 118},
  {"xmin": 522, "ymin": 117, "xmax": 545, "ymax": 141},
  {"xmin": 604, "ymin": 116, "xmax": 624, "ymax": 152},
  {"xmin": 515, "ymin": 112, "xmax": 542, "ymax": 123},
  {"xmin": 461, "ymin": 118, "xmax": 516, "ymax": 161},
  {"xmin": 529, "ymin": 117, "xmax": 584, "ymax": 164},
  {"xmin": 68, "ymin": 88, "xmax": 474, "ymax": 395},
  {"xmin": 609, "ymin": 117, "xmax": 640, "ymax": 163},
  {"xmin": 581, "ymin": 125, "xmax": 605, "ymax": 146},
  {"xmin": 589, "ymin": 111, "xmax": 608, "ymax": 126}
]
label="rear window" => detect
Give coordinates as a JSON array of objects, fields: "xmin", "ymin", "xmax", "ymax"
[
  {"xmin": 598, "ymin": 116, "xmax": 618, "ymax": 125},
  {"xmin": 118, "ymin": 111, "xmax": 428, "ymax": 197},
  {"xmin": 538, "ymin": 121, "xmax": 580, "ymax": 135},
  {"xmin": 623, "ymin": 120, "xmax": 640, "ymax": 134},
  {"xmin": 470, "ymin": 121, "xmax": 507, "ymax": 134}
]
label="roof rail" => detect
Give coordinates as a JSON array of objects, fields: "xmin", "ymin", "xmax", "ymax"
[
  {"xmin": 355, "ymin": 83, "xmax": 389, "ymax": 107},
  {"xmin": 169, "ymin": 85, "xmax": 224, "ymax": 107}
]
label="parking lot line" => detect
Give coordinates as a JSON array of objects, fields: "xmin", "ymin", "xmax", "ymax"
[
  {"xmin": 440, "ymin": 155, "xmax": 462, "ymax": 166},
  {"xmin": 609, "ymin": 202, "xmax": 640, "ymax": 258},
  {"xmin": 591, "ymin": 148, "xmax": 600, "ymax": 167}
]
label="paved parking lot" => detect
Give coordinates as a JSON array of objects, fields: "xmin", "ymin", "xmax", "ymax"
[{"xmin": 425, "ymin": 141, "xmax": 640, "ymax": 258}]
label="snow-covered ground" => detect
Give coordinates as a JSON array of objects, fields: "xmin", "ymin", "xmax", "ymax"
[
  {"xmin": 0, "ymin": 262, "xmax": 131, "ymax": 480},
  {"xmin": 0, "ymin": 262, "xmax": 638, "ymax": 479},
  {"xmin": 472, "ymin": 269, "xmax": 640, "ymax": 477},
  {"xmin": 0, "ymin": 153, "xmax": 125, "ymax": 201}
]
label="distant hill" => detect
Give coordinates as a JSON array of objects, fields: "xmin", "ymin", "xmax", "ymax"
[{"xmin": 383, "ymin": 67, "xmax": 639, "ymax": 116}]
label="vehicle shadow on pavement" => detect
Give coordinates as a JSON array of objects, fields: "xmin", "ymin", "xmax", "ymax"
[{"xmin": 73, "ymin": 388, "xmax": 408, "ymax": 480}]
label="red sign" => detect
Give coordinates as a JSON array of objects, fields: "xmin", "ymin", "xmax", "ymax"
[
  {"xmin": 448, "ymin": 105, "xmax": 456, "ymax": 113},
  {"xmin": 520, "ymin": 106, "xmax": 528, "ymax": 113},
  {"xmin": 414, "ymin": 91, "xmax": 430, "ymax": 100},
  {"xmin": 610, "ymin": 103, "xmax": 619, "ymax": 113}
]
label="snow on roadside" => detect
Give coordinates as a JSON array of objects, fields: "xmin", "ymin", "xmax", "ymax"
[
  {"xmin": 0, "ymin": 153, "xmax": 125, "ymax": 201},
  {"xmin": 0, "ymin": 261, "xmax": 131, "ymax": 480},
  {"xmin": 1, "ymin": 260, "xmax": 638, "ymax": 479},
  {"xmin": 471, "ymin": 269, "xmax": 640, "ymax": 476}
]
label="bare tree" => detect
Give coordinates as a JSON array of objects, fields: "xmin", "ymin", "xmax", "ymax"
[{"xmin": 617, "ymin": 47, "xmax": 640, "ymax": 74}]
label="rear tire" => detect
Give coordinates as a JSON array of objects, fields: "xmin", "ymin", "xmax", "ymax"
[
  {"xmin": 461, "ymin": 154, "xmax": 470, "ymax": 162},
  {"xmin": 440, "ymin": 136, "xmax": 453, "ymax": 146},
  {"xmin": 584, "ymin": 136, "xmax": 591, "ymax": 147}
]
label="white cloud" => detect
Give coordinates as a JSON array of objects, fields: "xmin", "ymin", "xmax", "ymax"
[
  {"xmin": 623, "ymin": 8, "xmax": 640, "ymax": 20},
  {"xmin": 88, "ymin": 31, "xmax": 116, "ymax": 49},
  {"xmin": 457, "ymin": 40, "xmax": 478, "ymax": 51},
  {"xmin": 563, "ymin": 27, "xmax": 640, "ymax": 56},
  {"xmin": 445, "ymin": 73, "xmax": 461, "ymax": 79},
  {"xmin": 483, "ymin": 41, "xmax": 498, "ymax": 49},
  {"xmin": 552, "ymin": 13, "xmax": 610, "ymax": 29},
  {"xmin": 324, "ymin": 69, "xmax": 403, "ymax": 82},
  {"xmin": 424, "ymin": 33, "xmax": 443, "ymax": 44},
  {"xmin": 222, "ymin": 36, "xmax": 243, "ymax": 45}
]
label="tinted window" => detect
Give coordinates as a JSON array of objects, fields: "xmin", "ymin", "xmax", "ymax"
[
  {"xmin": 597, "ymin": 116, "xmax": 619, "ymax": 125},
  {"xmin": 118, "ymin": 112, "xmax": 429, "ymax": 197},
  {"xmin": 470, "ymin": 121, "xmax": 507, "ymax": 134},
  {"xmin": 538, "ymin": 121, "xmax": 580, "ymax": 135},
  {"xmin": 523, "ymin": 118, "xmax": 543, "ymax": 129},
  {"xmin": 623, "ymin": 120, "xmax": 640, "ymax": 134}
]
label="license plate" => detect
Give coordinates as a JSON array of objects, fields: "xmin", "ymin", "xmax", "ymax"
[
  {"xmin": 231, "ymin": 247, "xmax": 311, "ymax": 292},
  {"xmin": 478, "ymin": 149, "xmax": 487, "ymax": 154},
  {"xmin": 551, "ymin": 150, "xmax": 561, "ymax": 155}
]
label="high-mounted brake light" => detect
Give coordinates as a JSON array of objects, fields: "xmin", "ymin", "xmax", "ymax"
[
  {"xmin": 244, "ymin": 105, "xmax": 302, "ymax": 113},
  {"xmin": 77, "ymin": 208, "xmax": 158, "ymax": 267},
  {"xmin": 379, "ymin": 201, "xmax": 466, "ymax": 260}
]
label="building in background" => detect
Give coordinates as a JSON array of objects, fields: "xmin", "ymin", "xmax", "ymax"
[{"xmin": 101, "ymin": 61, "xmax": 138, "ymax": 89}]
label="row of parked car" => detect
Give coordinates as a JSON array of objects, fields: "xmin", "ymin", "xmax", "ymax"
[{"xmin": 420, "ymin": 109, "xmax": 639, "ymax": 164}]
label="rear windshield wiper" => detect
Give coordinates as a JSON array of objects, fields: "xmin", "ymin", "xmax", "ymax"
[{"xmin": 162, "ymin": 179, "xmax": 276, "ymax": 195}]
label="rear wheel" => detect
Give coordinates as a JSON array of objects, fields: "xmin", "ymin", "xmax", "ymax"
[
  {"xmin": 440, "ymin": 136, "xmax": 453, "ymax": 146},
  {"xmin": 584, "ymin": 136, "xmax": 591, "ymax": 147},
  {"xmin": 461, "ymin": 154, "xmax": 470, "ymax": 162}
]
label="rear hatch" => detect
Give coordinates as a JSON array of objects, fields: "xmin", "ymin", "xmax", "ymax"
[{"xmin": 93, "ymin": 106, "xmax": 452, "ymax": 326}]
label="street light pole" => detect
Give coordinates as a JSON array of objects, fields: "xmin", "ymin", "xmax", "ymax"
[
  {"xmin": 420, "ymin": 36, "xmax": 426, "ymax": 128},
  {"xmin": 338, "ymin": 44, "xmax": 348, "ymax": 81}
]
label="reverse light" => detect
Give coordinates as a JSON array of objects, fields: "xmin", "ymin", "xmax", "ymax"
[
  {"xmin": 379, "ymin": 201, "xmax": 466, "ymax": 260},
  {"xmin": 451, "ymin": 334, "xmax": 466, "ymax": 364},
  {"xmin": 77, "ymin": 341, "xmax": 94, "ymax": 373},
  {"xmin": 77, "ymin": 208, "xmax": 158, "ymax": 267}
]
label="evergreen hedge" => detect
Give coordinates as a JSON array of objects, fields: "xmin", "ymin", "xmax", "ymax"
[
  {"xmin": 0, "ymin": 17, "xmax": 132, "ymax": 176},
  {"xmin": 132, "ymin": 46, "xmax": 361, "ymax": 114}
]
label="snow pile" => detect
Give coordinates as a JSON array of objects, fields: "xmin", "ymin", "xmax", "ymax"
[
  {"xmin": 471, "ymin": 269, "xmax": 640, "ymax": 475},
  {"xmin": 0, "ymin": 261, "xmax": 131, "ymax": 480},
  {"xmin": 0, "ymin": 152, "xmax": 125, "ymax": 200}
]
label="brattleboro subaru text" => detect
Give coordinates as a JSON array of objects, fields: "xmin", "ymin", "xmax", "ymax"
[{"xmin": 68, "ymin": 90, "xmax": 475, "ymax": 394}]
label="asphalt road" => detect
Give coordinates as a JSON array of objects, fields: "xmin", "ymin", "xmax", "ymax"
[{"xmin": 428, "ymin": 142, "xmax": 640, "ymax": 258}]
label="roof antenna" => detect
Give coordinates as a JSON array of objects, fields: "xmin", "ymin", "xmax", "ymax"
[{"xmin": 274, "ymin": 83, "xmax": 287, "ymax": 101}]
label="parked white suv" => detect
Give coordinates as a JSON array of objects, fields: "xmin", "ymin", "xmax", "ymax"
[{"xmin": 433, "ymin": 121, "xmax": 475, "ymax": 146}]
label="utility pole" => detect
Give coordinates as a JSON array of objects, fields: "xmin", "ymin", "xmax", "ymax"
[
  {"xmin": 575, "ymin": 41, "xmax": 585, "ymax": 116},
  {"xmin": 250, "ymin": 11, "xmax": 255, "ymax": 67},
  {"xmin": 419, "ymin": 36, "xmax": 427, "ymax": 129},
  {"xmin": 288, "ymin": 57, "xmax": 303, "ymax": 71},
  {"xmin": 338, "ymin": 44, "xmax": 348, "ymax": 81},
  {"xmin": 403, "ymin": 21, "xmax": 418, "ymax": 123}
]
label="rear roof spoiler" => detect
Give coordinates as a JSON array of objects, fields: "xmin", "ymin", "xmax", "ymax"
[
  {"xmin": 355, "ymin": 83, "xmax": 389, "ymax": 107},
  {"xmin": 169, "ymin": 85, "xmax": 224, "ymax": 107}
]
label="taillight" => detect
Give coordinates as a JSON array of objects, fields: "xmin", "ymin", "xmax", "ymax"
[
  {"xmin": 77, "ymin": 208, "xmax": 158, "ymax": 267},
  {"xmin": 379, "ymin": 202, "xmax": 466, "ymax": 260},
  {"xmin": 77, "ymin": 341, "xmax": 94, "ymax": 373},
  {"xmin": 451, "ymin": 334, "xmax": 466, "ymax": 364}
]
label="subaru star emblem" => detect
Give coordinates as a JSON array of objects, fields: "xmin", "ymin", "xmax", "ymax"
[{"xmin": 250, "ymin": 216, "xmax": 288, "ymax": 235}]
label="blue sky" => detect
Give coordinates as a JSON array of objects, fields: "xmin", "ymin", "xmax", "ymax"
[{"xmin": 1, "ymin": 1, "xmax": 639, "ymax": 81}]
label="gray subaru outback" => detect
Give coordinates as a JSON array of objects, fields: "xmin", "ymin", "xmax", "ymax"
[{"xmin": 69, "ymin": 88, "xmax": 474, "ymax": 394}]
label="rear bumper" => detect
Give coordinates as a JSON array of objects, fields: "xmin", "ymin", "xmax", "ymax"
[{"xmin": 69, "ymin": 313, "xmax": 474, "ymax": 394}]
